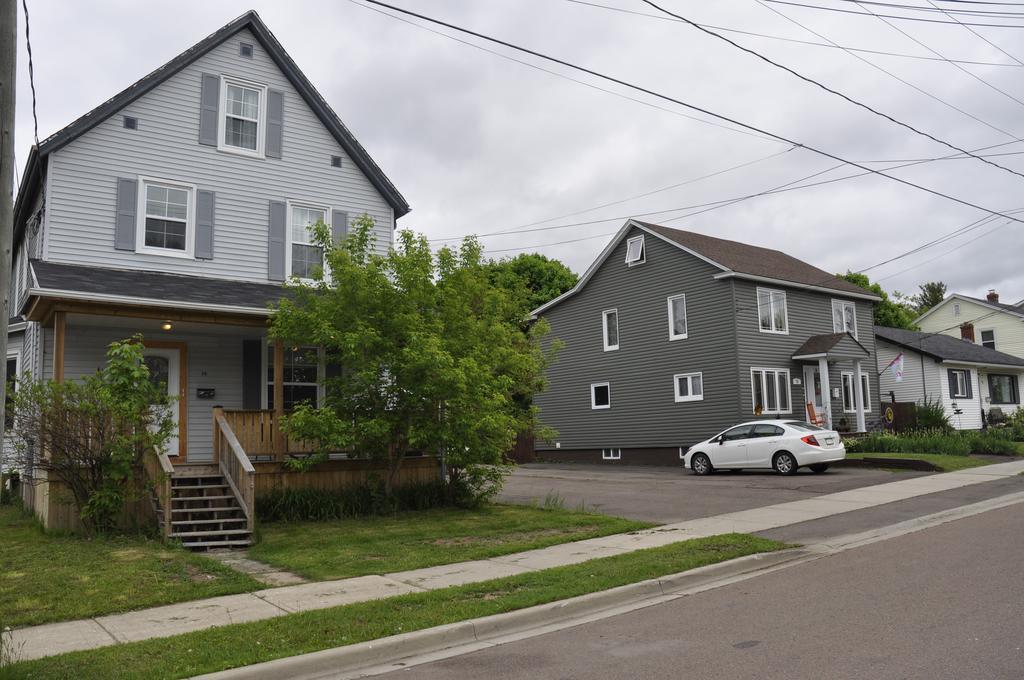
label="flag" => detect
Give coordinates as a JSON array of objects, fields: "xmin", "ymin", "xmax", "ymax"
[{"xmin": 883, "ymin": 352, "xmax": 905, "ymax": 383}]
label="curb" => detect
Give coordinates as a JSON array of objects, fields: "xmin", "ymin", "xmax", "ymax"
[{"xmin": 198, "ymin": 548, "xmax": 812, "ymax": 680}]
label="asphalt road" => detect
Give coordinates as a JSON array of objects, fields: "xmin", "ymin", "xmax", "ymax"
[
  {"xmin": 499, "ymin": 463, "xmax": 927, "ymax": 523},
  {"xmin": 385, "ymin": 501, "xmax": 1024, "ymax": 680}
]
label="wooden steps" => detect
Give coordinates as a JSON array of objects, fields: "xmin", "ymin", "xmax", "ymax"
[{"xmin": 152, "ymin": 468, "xmax": 253, "ymax": 550}]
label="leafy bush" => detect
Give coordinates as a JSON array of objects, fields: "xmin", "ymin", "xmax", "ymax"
[
  {"xmin": 256, "ymin": 480, "xmax": 452, "ymax": 523},
  {"xmin": 913, "ymin": 397, "xmax": 952, "ymax": 432},
  {"xmin": 961, "ymin": 430, "xmax": 1019, "ymax": 455},
  {"xmin": 848, "ymin": 428, "xmax": 1019, "ymax": 456}
]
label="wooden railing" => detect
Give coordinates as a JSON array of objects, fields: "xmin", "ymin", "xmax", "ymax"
[
  {"xmin": 142, "ymin": 446, "xmax": 174, "ymax": 538},
  {"xmin": 213, "ymin": 409, "xmax": 256, "ymax": 533},
  {"xmin": 216, "ymin": 409, "xmax": 317, "ymax": 461}
]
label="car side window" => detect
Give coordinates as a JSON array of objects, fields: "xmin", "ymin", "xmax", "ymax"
[
  {"xmin": 722, "ymin": 425, "xmax": 753, "ymax": 441},
  {"xmin": 752, "ymin": 424, "xmax": 784, "ymax": 438}
]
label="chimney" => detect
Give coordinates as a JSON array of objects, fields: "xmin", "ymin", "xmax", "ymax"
[
  {"xmin": 960, "ymin": 322, "xmax": 975, "ymax": 343},
  {"xmin": 987, "ymin": 289, "xmax": 1000, "ymax": 303}
]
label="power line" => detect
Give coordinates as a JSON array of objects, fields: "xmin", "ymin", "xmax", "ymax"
[
  {"xmin": 925, "ymin": 0, "xmax": 1024, "ymax": 65},
  {"xmin": 21, "ymin": 0, "xmax": 38, "ymax": 147},
  {"xmin": 834, "ymin": 0, "xmax": 1024, "ymax": 17},
  {"xmin": 762, "ymin": 0, "xmax": 1024, "ymax": 26},
  {"xmin": 638, "ymin": 0, "xmax": 1024, "ymax": 180}
]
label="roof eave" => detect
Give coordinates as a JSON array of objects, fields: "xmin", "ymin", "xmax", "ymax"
[
  {"xmin": 712, "ymin": 271, "xmax": 882, "ymax": 301},
  {"xmin": 938, "ymin": 359, "xmax": 1024, "ymax": 370}
]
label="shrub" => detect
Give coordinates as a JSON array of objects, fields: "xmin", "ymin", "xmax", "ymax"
[
  {"xmin": 961, "ymin": 430, "xmax": 1019, "ymax": 455},
  {"xmin": 913, "ymin": 397, "xmax": 952, "ymax": 432},
  {"xmin": 256, "ymin": 480, "xmax": 452, "ymax": 523},
  {"xmin": 849, "ymin": 428, "xmax": 1019, "ymax": 456}
]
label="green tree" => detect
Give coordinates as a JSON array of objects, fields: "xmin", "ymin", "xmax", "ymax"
[
  {"xmin": 913, "ymin": 281, "xmax": 947, "ymax": 314},
  {"xmin": 270, "ymin": 216, "xmax": 554, "ymax": 500},
  {"xmin": 838, "ymin": 272, "xmax": 918, "ymax": 330},
  {"xmin": 483, "ymin": 253, "xmax": 578, "ymax": 320}
]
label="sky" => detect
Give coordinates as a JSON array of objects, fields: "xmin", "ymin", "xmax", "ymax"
[{"xmin": 12, "ymin": 0, "xmax": 1024, "ymax": 304}]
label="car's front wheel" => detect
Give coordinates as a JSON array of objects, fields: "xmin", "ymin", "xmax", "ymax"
[
  {"xmin": 691, "ymin": 452, "xmax": 713, "ymax": 476},
  {"xmin": 773, "ymin": 451, "xmax": 798, "ymax": 476},
  {"xmin": 809, "ymin": 463, "xmax": 830, "ymax": 474}
]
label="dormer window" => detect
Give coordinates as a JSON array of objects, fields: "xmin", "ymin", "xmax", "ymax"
[
  {"xmin": 625, "ymin": 235, "xmax": 645, "ymax": 266},
  {"xmin": 218, "ymin": 76, "xmax": 267, "ymax": 157}
]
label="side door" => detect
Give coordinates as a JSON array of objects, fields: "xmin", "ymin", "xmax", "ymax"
[
  {"xmin": 710, "ymin": 425, "xmax": 753, "ymax": 467},
  {"xmin": 748, "ymin": 424, "xmax": 785, "ymax": 467}
]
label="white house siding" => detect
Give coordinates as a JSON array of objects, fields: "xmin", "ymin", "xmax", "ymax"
[
  {"xmin": 876, "ymin": 340, "xmax": 933, "ymax": 405},
  {"xmin": 918, "ymin": 297, "xmax": 1024, "ymax": 360},
  {"xmin": 46, "ymin": 323, "xmax": 262, "ymax": 462},
  {"xmin": 45, "ymin": 27, "xmax": 395, "ymax": 283},
  {"xmin": 939, "ymin": 364, "xmax": 983, "ymax": 430}
]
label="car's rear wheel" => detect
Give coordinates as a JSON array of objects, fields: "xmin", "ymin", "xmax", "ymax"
[
  {"xmin": 691, "ymin": 453, "xmax": 713, "ymax": 476},
  {"xmin": 773, "ymin": 451, "xmax": 798, "ymax": 476},
  {"xmin": 809, "ymin": 463, "xmax": 830, "ymax": 474}
]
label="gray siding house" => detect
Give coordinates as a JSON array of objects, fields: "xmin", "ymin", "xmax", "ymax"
[
  {"xmin": 532, "ymin": 220, "xmax": 880, "ymax": 465},
  {"xmin": 9, "ymin": 11, "xmax": 410, "ymax": 537}
]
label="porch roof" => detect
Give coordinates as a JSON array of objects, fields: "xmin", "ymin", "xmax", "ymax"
[
  {"xmin": 791, "ymin": 332, "xmax": 870, "ymax": 361},
  {"xmin": 29, "ymin": 261, "xmax": 288, "ymax": 318}
]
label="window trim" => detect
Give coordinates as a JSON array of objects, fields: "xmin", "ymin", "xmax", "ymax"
[
  {"xmin": 988, "ymin": 373, "xmax": 1020, "ymax": 405},
  {"xmin": 667, "ymin": 294, "xmax": 688, "ymax": 341},
  {"xmin": 840, "ymin": 371, "xmax": 872, "ymax": 413},
  {"xmin": 750, "ymin": 367, "xmax": 792, "ymax": 415},
  {"xmin": 261, "ymin": 342, "xmax": 325, "ymax": 410},
  {"xmin": 601, "ymin": 448, "xmax": 621, "ymax": 460},
  {"xmin": 217, "ymin": 75, "xmax": 268, "ymax": 158},
  {"xmin": 135, "ymin": 175, "xmax": 197, "ymax": 259},
  {"xmin": 953, "ymin": 303, "xmax": 961, "ymax": 317},
  {"xmin": 979, "ymin": 328, "xmax": 996, "ymax": 350},
  {"xmin": 602, "ymin": 309, "xmax": 619, "ymax": 352},
  {"xmin": 285, "ymin": 200, "xmax": 332, "ymax": 282},
  {"xmin": 624, "ymin": 235, "xmax": 645, "ymax": 266},
  {"xmin": 591, "ymin": 382, "xmax": 611, "ymax": 410},
  {"xmin": 832, "ymin": 299, "xmax": 858, "ymax": 338},
  {"xmin": 5, "ymin": 351, "xmax": 20, "ymax": 429},
  {"xmin": 950, "ymin": 369, "xmax": 970, "ymax": 399},
  {"xmin": 674, "ymin": 372, "xmax": 704, "ymax": 403},
  {"xmin": 756, "ymin": 287, "xmax": 789, "ymax": 335}
]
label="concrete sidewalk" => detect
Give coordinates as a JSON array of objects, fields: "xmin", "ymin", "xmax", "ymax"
[{"xmin": 11, "ymin": 458, "xmax": 1024, "ymax": 662}]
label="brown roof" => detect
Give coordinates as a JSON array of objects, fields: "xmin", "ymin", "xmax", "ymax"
[
  {"xmin": 636, "ymin": 221, "xmax": 873, "ymax": 298},
  {"xmin": 792, "ymin": 332, "xmax": 869, "ymax": 358}
]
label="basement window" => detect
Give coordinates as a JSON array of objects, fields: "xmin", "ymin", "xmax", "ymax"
[{"xmin": 602, "ymin": 448, "xmax": 622, "ymax": 460}]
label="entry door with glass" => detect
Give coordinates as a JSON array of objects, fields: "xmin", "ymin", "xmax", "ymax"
[
  {"xmin": 803, "ymin": 365, "xmax": 823, "ymax": 417},
  {"xmin": 143, "ymin": 347, "xmax": 181, "ymax": 457}
]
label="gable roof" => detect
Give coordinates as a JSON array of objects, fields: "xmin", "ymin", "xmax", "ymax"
[
  {"xmin": 874, "ymin": 325, "xmax": 1024, "ymax": 368},
  {"xmin": 791, "ymin": 332, "xmax": 870, "ymax": 360},
  {"xmin": 13, "ymin": 9, "xmax": 409, "ymax": 247},
  {"xmin": 915, "ymin": 293, "xmax": 1024, "ymax": 325},
  {"xmin": 531, "ymin": 219, "xmax": 879, "ymax": 317}
]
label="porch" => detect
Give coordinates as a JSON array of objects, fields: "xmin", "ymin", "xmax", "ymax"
[{"xmin": 792, "ymin": 332, "xmax": 873, "ymax": 433}]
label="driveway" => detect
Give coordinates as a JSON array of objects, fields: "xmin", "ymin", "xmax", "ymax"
[{"xmin": 499, "ymin": 463, "xmax": 929, "ymax": 523}]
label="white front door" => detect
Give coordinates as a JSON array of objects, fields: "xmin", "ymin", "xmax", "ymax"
[
  {"xmin": 803, "ymin": 365, "xmax": 823, "ymax": 419},
  {"xmin": 143, "ymin": 348, "xmax": 181, "ymax": 457}
]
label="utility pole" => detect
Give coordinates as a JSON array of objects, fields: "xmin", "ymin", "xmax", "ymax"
[{"xmin": 0, "ymin": 0, "xmax": 17, "ymax": 480}]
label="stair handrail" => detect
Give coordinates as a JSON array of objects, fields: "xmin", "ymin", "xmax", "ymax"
[
  {"xmin": 142, "ymin": 446, "xmax": 175, "ymax": 538},
  {"xmin": 215, "ymin": 414, "xmax": 256, "ymax": 534}
]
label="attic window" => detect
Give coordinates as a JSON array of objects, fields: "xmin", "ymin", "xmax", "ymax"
[
  {"xmin": 331, "ymin": 155, "xmax": 342, "ymax": 168},
  {"xmin": 625, "ymin": 235, "xmax": 645, "ymax": 266},
  {"xmin": 239, "ymin": 42, "xmax": 254, "ymax": 58},
  {"xmin": 123, "ymin": 116, "xmax": 138, "ymax": 130}
]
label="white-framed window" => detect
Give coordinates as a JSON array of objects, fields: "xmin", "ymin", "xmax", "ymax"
[
  {"xmin": 265, "ymin": 344, "xmax": 323, "ymax": 410},
  {"xmin": 591, "ymin": 382, "xmax": 611, "ymax": 410},
  {"xmin": 601, "ymin": 448, "xmax": 621, "ymax": 460},
  {"xmin": 136, "ymin": 176, "xmax": 196, "ymax": 258},
  {"xmin": 832, "ymin": 299, "xmax": 858, "ymax": 338},
  {"xmin": 287, "ymin": 202, "xmax": 331, "ymax": 280},
  {"xmin": 602, "ymin": 309, "xmax": 619, "ymax": 351},
  {"xmin": 625, "ymin": 235, "xmax": 645, "ymax": 266},
  {"xmin": 667, "ymin": 294, "xmax": 688, "ymax": 340},
  {"xmin": 218, "ymin": 75, "xmax": 268, "ymax": 157},
  {"xmin": 980, "ymin": 329, "xmax": 996, "ymax": 350},
  {"xmin": 840, "ymin": 372, "xmax": 871, "ymax": 413},
  {"xmin": 751, "ymin": 367, "xmax": 791, "ymax": 415},
  {"xmin": 674, "ymin": 372, "xmax": 703, "ymax": 403},
  {"xmin": 757, "ymin": 288, "xmax": 788, "ymax": 334},
  {"xmin": 5, "ymin": 352, "xmax": 19, "ymax": 429},
  {"xmin": 949, "ymin": 369, "xmax": 970, "ymax": 399},
  {"xmin": 953, "ymin": 303, "xmax": 961, "ymax": 317}
]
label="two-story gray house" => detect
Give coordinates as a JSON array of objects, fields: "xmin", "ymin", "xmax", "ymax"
[
  {"xmin": 8, "ymin": 11, "xmax": 416, "ymax": 541},
  {"xmin": 531, "ymin": 220, "xmax": 880, "ymax": 465}
]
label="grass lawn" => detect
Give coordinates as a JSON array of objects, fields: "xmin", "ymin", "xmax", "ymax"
[
  {"xmin": 5, "ymin": 534, "xmax": 787, "ymax": 679},
  {"xmin": 250, "ymin": 505, "xmax": 654, "ymax": 581},
  {"xmin": 0, "ymin": 505, "xmax": 261, "ymax": 628},
  {"xmin": 846, "ymin": 453, "xmax": 994, "ymax": 472}
]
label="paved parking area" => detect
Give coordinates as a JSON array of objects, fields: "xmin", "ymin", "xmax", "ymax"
[{"xmin": 499, "ymin": 463, "xmax": 928, "ymax": 523}]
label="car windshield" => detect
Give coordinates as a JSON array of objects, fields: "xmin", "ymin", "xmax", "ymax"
[{"xmin": 784, "ymin": 421, "xmax": 826, "ymax": 432}]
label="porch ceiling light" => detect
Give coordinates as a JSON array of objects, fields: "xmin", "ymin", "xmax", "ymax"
[{"xmin": 161, "ymin": 321, "xmax": 173, "ymax": 331}]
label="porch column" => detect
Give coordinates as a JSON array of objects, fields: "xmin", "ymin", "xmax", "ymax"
[
  {"xmin": 818, "ymin": 356, "xmax": 832, "ymax": 428},
  {"xmin": 273, "ymin": 341, "xmax": 285, "ymax": 460},
  {"xmin": 853, "ymin": 359, "xmax": 867, "ymax": 433},
  {"xmin": 53, "ymin": 311, "xmax": 66, "ymax": 383}
]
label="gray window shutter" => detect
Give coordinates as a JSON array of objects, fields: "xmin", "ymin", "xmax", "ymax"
[
  {"xmin": 331, "ymin": 210, "xmax": 349, "ymax": 244},
  {"xmin": 947, "ymin": 370, "xmax": 957, "ymax": 398},
  {"xmin": 241, "ymin": 340, "xmax": 263, "ymax": 410},
  {"xmin": 966, "ymin": 372, "xmax": 973, "ymax": 399},
  {"xmin": 266, "ymin": 90, "xmax": 284, "ymax": 159},
  {"xmin": 114, "ymin": 177, "xmax": 138, "ymax": 251},
  {"xmin": 268, "ymin": 200, "xmax": 286, "ymax": 281},
  {"xmin": 195, "ymin": 190, "xmax": 216, "ymax": 260},
  {"xmin": 199, "ymin": 73, "xmax": 220, "ymax": 146}
]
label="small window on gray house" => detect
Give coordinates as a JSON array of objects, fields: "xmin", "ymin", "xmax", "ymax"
[
  {"xmin": 239, "ymin": 42, "xmax": 254, "ymax": 58},
  {"xmin": 591, "ymin": 382, "xmax": 611, "ymax": 410},
  {"xmin": 331, "ymin": 155, "xmax": 342, "ymax": 168},
  {"xmin": 625, "ymin": 235, "xmax": 645, "ymax": 266},
  {"xmin": 123, "ymin": 116, "xmax": 138, "ymax": 130}
]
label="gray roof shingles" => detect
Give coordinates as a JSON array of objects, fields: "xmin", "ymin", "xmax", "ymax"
[{"xmin": 874, "ymin": 325, "xmax": 1024, "ymax": 367}]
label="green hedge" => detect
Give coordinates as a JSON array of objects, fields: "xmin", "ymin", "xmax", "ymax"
[
  {"xmin": 256, "ymin": 481, "xmax": 453, "ymax": 523},
  {"xmin": 848, "ymin": 429, "xmax": 1018, "ymax": 456}
]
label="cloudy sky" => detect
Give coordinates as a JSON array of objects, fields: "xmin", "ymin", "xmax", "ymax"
[{"xmin": 12, "ymin": 0, "xmax": 1024, "ymax": 302}]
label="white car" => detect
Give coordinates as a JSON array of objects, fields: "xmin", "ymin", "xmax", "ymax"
[{"xmin": 683, "ymin": 420, "xmax": 845, "ymax": 476}]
